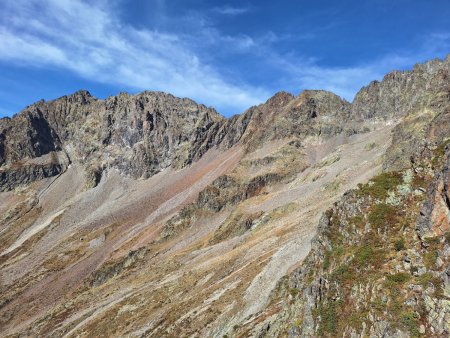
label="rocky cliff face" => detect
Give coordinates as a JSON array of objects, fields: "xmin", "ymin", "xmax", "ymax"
[
  {"xmin": 235, "ymin": 90, "xmax": 354, "ymax": 150},
  {"xmin": 1, "ymin": 55, "xmax": 450, "ymax": 338},
  {"xmin": 241, "ymin": 161, "xmax": 449, "ymax": 337},
  {"xmin": 0, "ymin": 91, "xmax": 226, "ymax": 190},
  {"xmin": 233, "ymin": 57, "xmax": 450, "ymax": 337},
  {"xmin": 0, "ymin": 88, "xmax": 354, "ymax": 191},
  {"xmin": 3, "ymin": 55, "xmax": 449, "ymax": 191},
  {"xmin": 352, "ymin": 55, "xmax": 450, "ymax": 120}
]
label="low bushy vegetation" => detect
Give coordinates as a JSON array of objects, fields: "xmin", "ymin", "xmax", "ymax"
[
  {"xmin": 368, "ymin": 203, "xmax": 397, "ymax": 228},
  {"xmin": 316, "ymin": 300, "xmax": 341, "ymax": 335},
  {"xmin": 311, "ymin": 169, "xmax": 440, "ymax": 336},
  {"xmin": 400, "ymin": 312, "xmax": 421, "ymax": 337},
  {"xmin": 357, "ymin": 172, "xmax": 403, "ymax": 199}
]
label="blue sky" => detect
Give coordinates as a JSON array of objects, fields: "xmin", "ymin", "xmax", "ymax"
[{"xmin": 1, "ymin": 0, "xmax": 450, "ymax": 117}]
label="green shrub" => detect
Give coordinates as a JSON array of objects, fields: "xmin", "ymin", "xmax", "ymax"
[
  {"xmin": 400, "ymin": 311, "xmax": 420, "ymax": 336},
  {"xmin": 368, "ymin": 203, "xmax": 397, "ymax": 228},
  {"xmin": 387, "ymin": 273, "xmax": 411, "ymax": 284},
  {"xmin": 348, "ymin": 311, "xmax": 366, "ymax": 331},
  {"xmin": 364, "ymin": 142, "xmax": 378, "ymax": 151},
  {"xmin": 347, "ymin": 215, "xmax": 364, "ymax": 228},
  {"xmin": 293, "ymin": 318, "xmax": 303, "ymax": 327},
  {"xmin": 331, "ymin": 264, "xmax": 354, "ymax": 283},
  {"xmin": 354, "ymin": 244, "xmax": 375, "ymax": 266},
  {"xmin": 318, "ymin": 301, "xmax": 341, "ymax": 334},
  {"xmin": 334, "ymin": 246, "xmax": 344, "ymax": 256},
  {"xmin": 416, "ymin": 272, "xmax": 433, "ymax": 287},
  {"xmin": 423, "ymin": 236, "xmax": 441, "ymax": 269},
  {"xmin": 372, "ymin": 297, "xmax": 385, "ymax": 313},
  {"xmin": 323, "ymin": 246, "xmax": 344, "ymax": 270},
  {"xmin": 394, "ymin": 238, "xmax": 406, "ymax": 251},
  {"xmin": 431, "ymin": 139, "xmax": 450, "ymax": 167},
  {"xmin": 357, "ymin": 172, "xmax": 402, "ymax": 199},
  {"xmin": 423, "ymin": 250, "xmax": 438, "ymax": 269},
  {"xmin": 424, "ymin": 236, "xmax": 440, "ymax": 246}
]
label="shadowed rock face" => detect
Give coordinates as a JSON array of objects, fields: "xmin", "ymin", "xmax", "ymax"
[
  {"xmin": 0, "ymin": 162, "xmax": 65, "ymax": 192},
  {"xmin": 0, "ymin": 109, "xmax": 61, "ymax": 165}
]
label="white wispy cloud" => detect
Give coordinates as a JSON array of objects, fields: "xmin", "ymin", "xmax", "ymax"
[
  {"xmin": 0, "ymin": 0, "xmax": 269, "ymax": 114},
  {"xmin": 256, "ymin": 35, "xmax": 450, "ymax": 101},
  {"xmin": 275, "ymin": 54, "xmax": 417, "ymax": 100},
  {"xmin": 213, "ymin": 5, "xmax": 250, "ymax": 15},
  {"xmin": 0, "ymin": 0, "xmax": 448, "ymax": 116}
]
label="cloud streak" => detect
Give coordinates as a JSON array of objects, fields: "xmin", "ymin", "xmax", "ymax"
[
  {"xmin": 252, "ymin": 34, "xmax": 450, "ymax": 101},
  {"xmin": 213, "ymin": 5, "xmax": 250, "ymax": 15},
  {"xmin": 0, "ymin": 0, "xmax": 449, "ymax": 116},
  {"xmin": 0, "ymin": 0, "xmax": 269, "ymax": 114}
]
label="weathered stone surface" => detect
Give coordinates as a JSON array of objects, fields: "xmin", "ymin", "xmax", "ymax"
[
  {"xmin": 0, "ymin": 151, "xmax": 70, "ymax": 191},
  {"xmin": 0, "ymin": 87, "xmax": 362, "ymax": 191},
  {"xmin": 0, "ymin": 91, "xmax": 225, "ymax": 190},
  {"xmin": 417, "ymin": 148, "xmax": 450, "ymax": 238},
  {"xmin": 352, "ymin": 55, "xmax": 450, "ymax": 120},
  {"xmin": 0, "ymin": 109, "xmax": 62, "ymax": 166},
  {"xmin": 236, "ymin": 90, "xmax": 352, "ymax": 151}
]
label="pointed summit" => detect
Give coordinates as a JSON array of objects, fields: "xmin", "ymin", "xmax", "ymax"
[
  {"xmin": 65, "ymin": 90, "xmax": 95, "ymax": 104},
  {"xmin": 265, "ymin": 91, "xmax": 295, "ymax": 108}
]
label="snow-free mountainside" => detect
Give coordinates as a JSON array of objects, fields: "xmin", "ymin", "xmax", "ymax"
[{"xmin": 1, "ymin": 56, "xmax": 450, "ymax": 337}]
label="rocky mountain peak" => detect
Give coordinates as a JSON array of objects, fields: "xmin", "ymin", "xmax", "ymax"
[
  {"xmin": 1, "ymin": 55, "xmax": 450, "ymax": 192},
  {"xmin": 264, "ymin": 91, "xmax": 295, "ymax": 108},
  {"xmin": 351, "ymin": 55, "xmax": 450, "ymax": 120},
  {"xmin": 67, "ymin": 89, "xmax": 94, "ymax": 103},
  {"xmin": 0, "ymin": 90, "xmax": 228, "ymax": 190},
  {"xmin": 292, "ymin": 90, "xmax": 350, "ymax": 118}
]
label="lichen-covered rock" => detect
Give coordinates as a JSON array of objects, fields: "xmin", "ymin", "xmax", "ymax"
[
  {"xmin": 238, "ymin": 141, "xmax": 450, "ymax": 337},
  {"xmin": 0, "ymin": 91, "xmax": 225, "ymax": 190},
  {"xmin": 417, "ymin": 149, "xmax": 450, "ymax": 239},
  {"xmin": 352, "ymin": 55, "xmax": 450, "ymax": 121}
]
